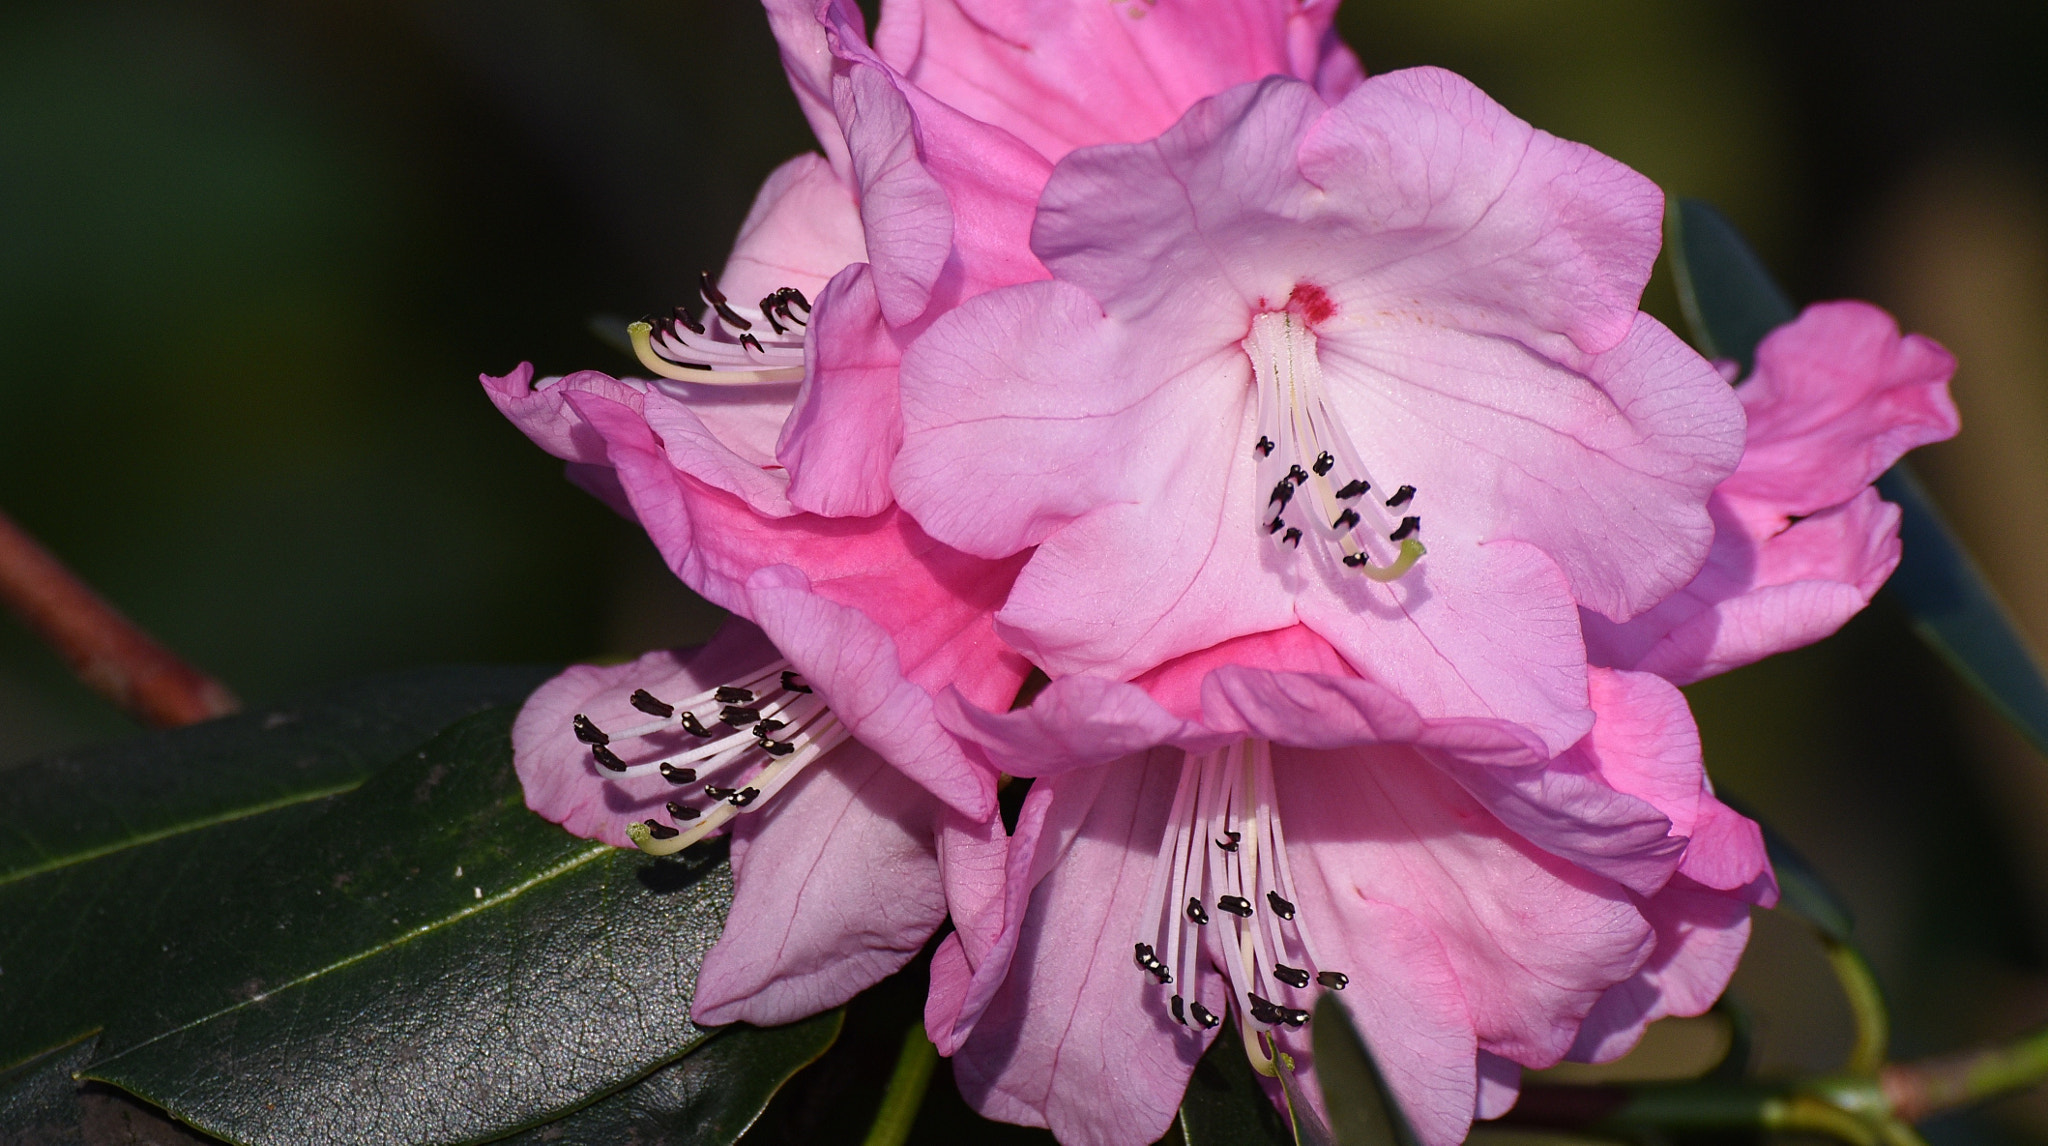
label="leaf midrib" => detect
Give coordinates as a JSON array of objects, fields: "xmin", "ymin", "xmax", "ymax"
[
  {"xmin": 0, "ymin": 781, "xmax": 367, "ymax": 888},
  {"xmin": 85, "ymin": 840, "xmax": 613, "ymax": 1070}
]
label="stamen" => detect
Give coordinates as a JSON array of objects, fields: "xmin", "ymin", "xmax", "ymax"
[{"xmin": 631, "ymin": 690, "xmax": 674, "ymax": 718}]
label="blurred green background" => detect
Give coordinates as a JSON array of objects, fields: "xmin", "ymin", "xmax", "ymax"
[{"xmin": 2, "ymin": 0, "xmax": 2046, "ymax": 1141}]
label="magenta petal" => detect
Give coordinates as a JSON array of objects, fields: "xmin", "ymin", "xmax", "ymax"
[
  {"xmin": 1275, "ymin": 744, "xmax": 1654, "ymax": 1066},
  {"xmin": 874, "ymin": 0, "xmax": 1362, "ymax": 165},
  {"xmin": 483, "ymin": 365, "xmax": 648, "ymax": 467},
  {"xmin": 780, "ymin": 263, "xmax": 906, "ymax": 518},
  {"xmin": 745, "ymin": 564, "xmax": 996, "ymax": 821},
  {"xmin": 694, "ymin": 738, "xmax": 947, "ymax": 1026},
  {"xmin": 1676, "ymin": 793, "xmax": 1775, "ymax": 900},
  {"xmin": 950, "ymin": 759, "xmax": 1221, "ymax": 1146},
  {"xmin": 1199, "ymin": 664, "xmax": 1548, "ymax": 766},
  {"xmin": 1566, "ymin": 878, "xmax": 1754, "ymax": 1064}
]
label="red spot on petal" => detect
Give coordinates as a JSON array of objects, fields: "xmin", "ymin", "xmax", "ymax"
[{"xmin": 1287, "ymin": 283, "xmax": 1335, "ymax": 325}]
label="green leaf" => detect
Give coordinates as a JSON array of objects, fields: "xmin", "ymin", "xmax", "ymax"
[
  {"xmin": 1668, "ymin": 199, "xmax": 1795, "ymax": 370},
  {"xmin": 493, "ymin": 1011, "xmax": 843, "ymax": 1146},
  {"xmin": 1178, "ymin": 1026, "xmax": 1294, "ymax": 1146},
  {"xmin": 0, "ymin": 1036, "xmax": 99, "ymax": 1142},
  {"xmin": 1672, "ymin": 198, "xmax": 2048, "ymax": 762},
  {"xmin": 0, "ymin": 665, "xmax": 553, "ymax": 1072},
  {"xmin": 81, "ymin": 707, "xmax": 735, "ymax": 1146},
  {"xmin": 1311, "ymin": 995, "xmax": 1418, "ymax": 1146}
]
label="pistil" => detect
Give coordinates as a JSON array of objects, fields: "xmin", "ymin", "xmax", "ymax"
[{"xmin": 570, "ymin": 662, "xmax": 848, "ymax": 855}]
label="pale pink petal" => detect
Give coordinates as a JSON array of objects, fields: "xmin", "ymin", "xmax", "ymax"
[
  {"xmin": 1566, "ymin": 878, "xmax": 1753, "ymax": 1064},
  {"xmin": 746, "ymin": 564, "xmax": 997, "ymax": 821},
  {"xmin": 873, "ymin": 0, "xmax": 1362, "ymax": 165},
  {"xmin": 1199, "ymin": 664, "xmax": 1548, "ymax": 766},
  {"xmin": 950, "ymin": 759, "xmax": 1224, "ymax": 1146},
  {"xmin": 928, "ymin": 778, "xmax": 1061, "ymax": 1054},
  {"xmin": 717, "ymin": 151, "xmax": 868, "ymax": 304},
  {"xmin": 1722, "ymin": 301, "xmax": 1959, "ymax": 514},
  {"xmin": 1300, "ymin": 67, "xmax": 1664, "ymax": 358},
  {"xmin": 512, "ymin": 626, "xmax": 779, "ymax": 849},
  {"xmin": 936, "ymin": 674, "xmax": 1218, "ymax": 778},
  {"xmin": 1475, "ymin": 1052, "xmax": 1522, "ymax": 1120},
  {"xmin": 836, "ymin": 62, "xmax": 955, "ymax": 326},
  {"xmin": 779, "ymin": 263, "xmax": 907, "ymax": 517},
  {"xmin": 482, "ymin": 365, "xmax": 648, "ymax": 466},
  {"xmin": 1275, "ymin": 744, "xmax": 1655, "ymax": 1066},
  {"xmin": 763, "ymin": 0, "xmax": 853, "ymax": 178},
  {"xmin": 694, "ymin": 738, "xmax": 947, "ymax": 1025}
]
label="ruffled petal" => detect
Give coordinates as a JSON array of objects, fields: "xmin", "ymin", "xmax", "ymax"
[
  {"xmin": 780, "ymin": 263, "xmax": 907, "ymax": 517},
  {"xmin": 936, "ymin": 674, "xmax": 1219, "ymax": 778},
  {"xmin": 1566, "ymin": 877, "xmax": 1754, "ymax": 1063},
  {"xmin": 1475, "ymin": 1051, "xmax": 1522, "ymax": 1121},
  {"xmin": 694, "ymin": 738, "xmax": 947, "ymax": 1025}
]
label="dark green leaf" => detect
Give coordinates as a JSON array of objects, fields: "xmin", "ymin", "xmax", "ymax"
[
  {"xmin": 0, "ymin": 1036, "xmax": 98, "ymax": 1144},
  {"xmin": 1672, "ymin": 198, "xmax": 2048, "ymax": 762},
  {"xmin": 1668, "ymin": 199, "xmax": 1795, "ymax": 371},
  {"xmin": 0, "ymin": 666, "xmax": 553, "ymax": 1072},
  {"xmin": 82, "ymin": 707, "xmax": 734, "ymax": 1146},
  {"xmin": 1178, "ymin": 1026, "xmax": 1294, "ymax": 1146},
  {"xmin": 1311, "ymin": 995, "xmax": 1417, "ymax": 1146},
  {"xmin": 495, "ymin": 1012, "xmax": 842, "ymax": 1146}
]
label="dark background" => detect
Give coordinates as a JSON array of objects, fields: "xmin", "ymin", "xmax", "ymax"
[{"xmin": 2, "ymin": 1, "xmax": 2046, "ymax": 1140}]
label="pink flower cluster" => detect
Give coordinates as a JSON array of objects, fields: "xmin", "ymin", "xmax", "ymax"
[{"xmin": 484, "ymin": 2, "xmax": 1959, "ymax": 1143}]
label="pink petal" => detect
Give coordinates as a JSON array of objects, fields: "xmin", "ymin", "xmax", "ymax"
[
  {"xmin": 779, "ymin": 263, "xmax": 907, "ymax": 518},
  {"xmin": 746, "ymin": 564, "xmax": 998, "ymax": 821},
  {"xmin": 936, "ymin": 674, "xmax": 1219, "ymax": 779},
  {"xmin": 1475, "ymin": 1052, "xmax": 1522, "ymax": 1120},
  {"xmin": 949, "ymin": 760, "xmax": 1223, "ymax": 1146},
  {"xmin": 762, "ymin": 0, "xmax": 854, "ymax": 178},
  {"xmin": 928, "ymin": 779, "xmax": 1061, "ymax": 1054},
  {"xmin": 1275, "ymin": 744, "xmax": 1655, "ymax": 1066},
  {"xmin": 694, "ymin": 737, "xmax": 947, "ymax": 1026},
  {"xmin": 482, "ymin": 365, "xmax": 648, "ymax": 467},
  {"xmin": 1132, "ymin": 624, "xmax": 1357, "ymax": 723},
  {"xmin": 1566, "ymin": 877, "xmax": 1754, "ymax": 1064},
  {"xmin": 836, "ymin": 62, "xmax": 955, "ymax": 326},
  {"xmin": 1198, "ymin": 664, "xmax": 1548, "ymax": 766},
  {"xmin": 1676, "ymin": 793, "xmax": 1775, "ymax": 901},
  {"xmin": 1300, "ymin": 67, "xmax": 1664, "ymax": 358},
  {"xmin": 717, "ymin": 151, "xmax": 867, "ymax": 304},
  {"xmin": 1722, "ymin": 301, "xmax": 1959, "ymax": 515},
  {"xmin": 512, "ymin": 626, "xmax": 780, "ymax": 849},
  {"xmin": 873, "ymin": 0, "xmax": 1362, "ymax": 165}
]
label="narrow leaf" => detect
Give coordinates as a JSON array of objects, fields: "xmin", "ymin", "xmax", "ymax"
[
  {"xmin": 492, "ymin": 1011, "xmax": 843, "ymax": 1146},
  {"xmin": 1311, "ymin": 995, "xmax": 1418, "ymax": 1146},
  {"xmin": 1179, "ymin": 1026, "xmax": 1294, "ymax": 1146},
  {"xmin": 0, "ymin": 665, "xmax": 553, "ymax": 1071},
  {"xmin": 1672, "ymin": 198, "xmax": 2048, "ymax": 762},
  {"xmin": 82, "ymin": 707, "xmax": 734, "ymax": 1146}
]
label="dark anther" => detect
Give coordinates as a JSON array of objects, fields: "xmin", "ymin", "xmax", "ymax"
[
  {"xmin": 698, "ymin": 272, "xmax": 727, "ymax": 305},
  {"xmin": 1269, "ymin": 480, "xmax": 1295, "ymax": 509},
  {"xmin": 630, "ymin": 690, "xmax": 674, "ymax": 718},
  {"xmin": 1281, "ymin": 1006, "xmax": 1310, "ymax": 1027},
  {"xmin": 757, "ymin": 738, "xmax": 796, "ymax": 757},
  {"xmin": 1216, "ymin": 831, "xmax": 1241, "ymax": 853},
  {"xmin": 666, "ymin": 800, "xmax": 701, "ymax": 821},
  {"xmin": 1283, "ymin": 527, "xmax": 1302, "ymax": 547},
  {"xmin": 1254, "ymin": 436, "xmax": 1275, "ymax": 458},
  {"xmin": 781, "ymin": 670, "xmax": 812, "ymax": 693},
  {"xmin": 659, "ymin": 762, "xmax": 697, "ymax": 785},
  {"xmin": 1217, "ymin": 895, "xmax": 1254, "ymax": 918},
  {"xmin": 1316, "ymin": 971, "xmax": 1350, "ymax": 990},
  {"xmin": 1384, "ymin": 484, "xmax": 1415, "ymax": 508},
  {"xmin": 1332, "ymin": 508, "xmax": 1360, "ymax": 531},
  {"xmin": 1343, "ymin": 552, "xmax": 1370, "ymax": 568},
  {"xmin": 1185, "ymin": 897, "xmax": 1210, "ymax": 925},
  {"xmin": 730, "ymin": 787, "xmax": 760, "ymax": 807},
  {"xmin": 1134, "ymin": 942, "xmax": 1171, "ymax": 984},
  {"xmin": 1273, "ymin": 964, "xmax": 1311, "ymax": 989},
  {"xmin": 1248, "ymin": 994, "xmax": 1285, "ymax": 1026},
  {"xmin": 1287, "ymin": 465, "xmax": 1310, "ymax": 486},
  {"xmin": 1170, "ymin": 994, "xmax": 1187, "ymax": 1026},
  {"xmin": 1266, "ymin": 516, "xmax": 1286, "ymax": 535},
  {"xmin": 716, "ymin": 686, "xmax": 755, "ymax": 703},
  {"xmin": 755, "ymin": 718, "xmax": 787, "ymax": 735},
  {"xmin": 780, "ymin": 286, "xmax": 812, "ymax": 314},
  {"xmin": 1313, "ymin": 451, "xmax": 1335, "ymax": 476},
  {"xmin": 593, "ymin": 744, "xmax": 628, "ymax": 773},
  {"xmin": 644, "ymin": 819, "xmax": 681, "ymax": 840},
  {"xmin": 1266, "ymin": 891, "xmax": 1296, "ymax": 920},
  {"xmin": 758, "ymin": 295, "xmax": 788, "ymax": 335},
  {"xmin": 704, "ymin": 786, "xmax": 737, "ymax": 801},
  {"xmin": 679, "ymin": 712, "xmax": 712, "ymax": 738},
  {"xmin": 573, "ymin": 714, "xmax": 609, "ymax": 746},
  {"xmin": 1389, "ymin": 516, "xmax": 1421, "ymax": 541},
  {"xmin": 670, "ymin": 305, "xmax": 705, "ymax": 336},
  {"xmin": 1335, "ymin": 479, "xmax": 1370, "ymax": 500},
  {"xmin": 1190, "ymin": 1002, "xmax": 1221, "ymax": 1029},
  {"xmin": 720, "ymin": 705, "xmax": 762, "ymax": 727},
  {"xmin": 739, "ymin": 332, "xmax": 767, "ymax": 355}
]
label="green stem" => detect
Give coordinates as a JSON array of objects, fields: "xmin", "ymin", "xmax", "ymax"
[
  {"xmin": 1882, "ymin": 1023, "xmax": 2048, "ymax": 1121},
  {"xmin": 1823, "ymin": 937, "xmax": 1890, "ymax": 1075},
  {"xmin": 862, "ymin": 1021, "xmax": 939, "ymax": 1146}
]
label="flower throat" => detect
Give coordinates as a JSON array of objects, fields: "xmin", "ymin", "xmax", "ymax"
[{"xmin": 1246, "ymin": 300, "xmax": 1425, "ymax": 582}]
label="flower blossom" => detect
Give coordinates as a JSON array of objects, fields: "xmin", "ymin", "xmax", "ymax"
[
  {"xmin": 485, "ymin": 0, "xmax": 1364, "ymax": 1038},
  {"xmin": 882, "ymin": 64, "xmax": 1955, "ymax": 1146}
]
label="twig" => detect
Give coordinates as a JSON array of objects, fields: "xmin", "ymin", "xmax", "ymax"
[
  {"xmin": 1881, "ymin": 1024, "xmax": 2048, "ymax": 1122},
  {"xmin": 861, "ymin": 1021, "xmax": 938, "ymax": 1146},
  {"xmin": 0, "ymin": 507, "xmax": 238, "ymax": 728}
]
